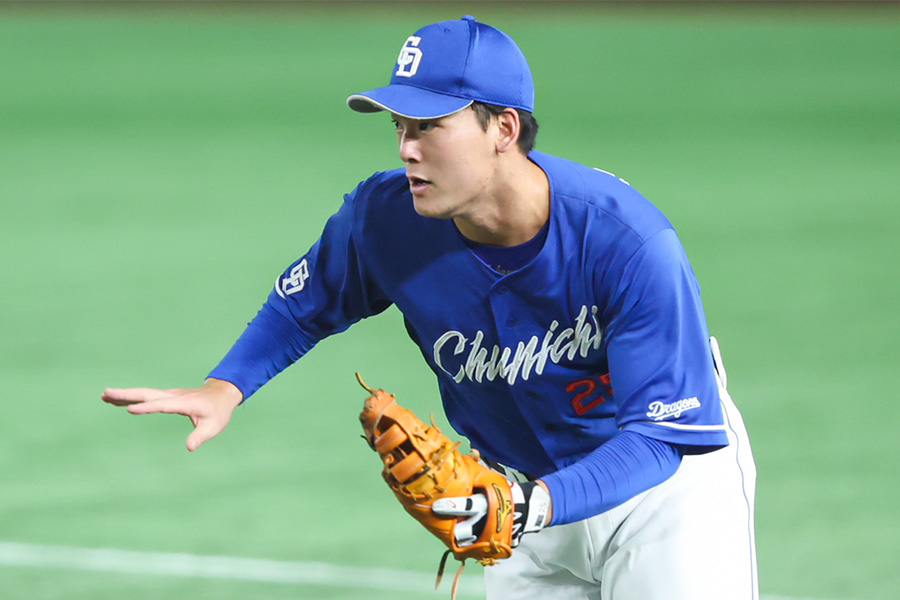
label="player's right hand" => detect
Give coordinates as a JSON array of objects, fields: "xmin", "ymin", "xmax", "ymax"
[
  {"xmin": 433, "ymin": 480, "xmax": 552, "ymax": 548},
  {"xmin": 101, "ymin": 378, "xmax": 243, "ymax": 452}
]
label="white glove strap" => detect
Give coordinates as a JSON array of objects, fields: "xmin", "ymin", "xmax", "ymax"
[{"xmin": 527, "ymin": 482, "xmax": 552, "ymax": 533}]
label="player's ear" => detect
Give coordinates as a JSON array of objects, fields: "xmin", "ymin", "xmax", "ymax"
[{"xmin": 494, "ymin": 108, "xmax": 521, "ymax": 154}]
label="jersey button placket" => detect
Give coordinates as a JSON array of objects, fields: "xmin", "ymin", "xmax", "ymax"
[{"xmin": 490, "ymin": 282, "xmax": 517, "ymax": 347}]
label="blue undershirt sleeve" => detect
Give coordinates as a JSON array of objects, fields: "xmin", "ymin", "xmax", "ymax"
[
  {"xmin": 540, "ymin": 430, "xmax": 684, "ymax": 526},
  {"xmin": 208, "ymin": 300, "xmax": 317, "ymax": 401}
]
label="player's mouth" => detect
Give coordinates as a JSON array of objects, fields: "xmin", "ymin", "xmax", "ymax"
[{"xmin": 407, "ymin": 176, "xmax": 431, "ymax": 195}]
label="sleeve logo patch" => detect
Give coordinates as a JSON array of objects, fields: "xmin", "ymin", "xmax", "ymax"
[
  {"xmin": 646, "ymin": 397, "xmax": 701, "ymax": 421},
  {"xmin": 276, "ymin": 259, "xmax": 310, "ymax": 298}
]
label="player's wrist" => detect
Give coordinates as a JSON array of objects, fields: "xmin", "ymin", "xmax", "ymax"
[
  {"xmin": 510, "ymin": 480, "xmax": 552, "ymax": 546},
  {"xmin": 203, "ymin": 377, "xmax": 245, "ymax": 409},
  {"xmin": 535, "ymin": 479, "xmax": 553, "ymax": 526}
]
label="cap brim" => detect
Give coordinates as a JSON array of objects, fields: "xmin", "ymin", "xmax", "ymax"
[{"xmin": 347, "ymin": 85, "xmax": 473, "ymax": 119}]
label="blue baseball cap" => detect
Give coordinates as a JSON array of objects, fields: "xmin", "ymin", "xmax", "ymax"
[{"xmin": 347, "ymin": 15, "xmax": 534, "ymax": 119}]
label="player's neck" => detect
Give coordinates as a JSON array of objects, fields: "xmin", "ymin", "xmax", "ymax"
[{"xmin": 454, "ymin": 156, "xmax": 549, "ymax": 247}]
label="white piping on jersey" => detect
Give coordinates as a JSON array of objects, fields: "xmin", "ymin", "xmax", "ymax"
[
  {"xmin": 433, "ymin": 304, "xmax": 602, "ymax": 385},
  {"xmin": 647, "ymin": 421, "xmax": 726, "ymax": 432}
]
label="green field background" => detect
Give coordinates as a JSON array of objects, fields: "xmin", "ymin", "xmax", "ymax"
[{"xmin": 1, "ymin": 2, "xmax": 898, "ymax": 599}]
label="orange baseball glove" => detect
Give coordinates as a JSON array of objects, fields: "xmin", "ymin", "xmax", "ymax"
[{"xmin": 356, "ymin": 373, "xmax": 517, "ymax": 598}]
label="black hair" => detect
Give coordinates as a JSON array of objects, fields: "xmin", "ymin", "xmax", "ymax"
[{"xmin": 471, "ymin": 102, "xmax": 538, "ymax": 154}]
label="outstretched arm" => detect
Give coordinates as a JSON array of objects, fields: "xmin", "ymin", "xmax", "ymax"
[{"xmin": 101, "ymin": 378, "xmax": 243, "ymax": 452}]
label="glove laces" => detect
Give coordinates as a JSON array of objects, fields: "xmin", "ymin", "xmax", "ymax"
[{"xmin": 435, "ymin": 550, "xmax": 467, "ymax": 600}]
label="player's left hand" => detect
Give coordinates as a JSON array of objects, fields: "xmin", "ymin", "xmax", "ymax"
[
  {"xmin": 101, "ymin": 378, "xmax": 243, "ymax": 452},
  {"xmin": 432, "ymin": 480, "xmax": 552, "ymax": 548}
]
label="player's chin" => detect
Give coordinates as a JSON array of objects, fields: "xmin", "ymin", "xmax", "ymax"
[{"xmin": 411, "ymin": 192, "xmax": 453, "ymax": 220}]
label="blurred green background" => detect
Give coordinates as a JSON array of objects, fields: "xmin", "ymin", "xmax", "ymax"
[{"xmin": 1, "ymin": 2, "xmax": 898, "ymax": 599}]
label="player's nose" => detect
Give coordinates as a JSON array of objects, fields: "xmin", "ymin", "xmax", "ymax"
[{"xmin": 398, "ymin": 132, "xmax": 421, "ymax": 164}]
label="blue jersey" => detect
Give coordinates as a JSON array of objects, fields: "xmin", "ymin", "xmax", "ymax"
[{"xmin": 211, "ymin": 150, "xmax": 728, "ymax": 479}]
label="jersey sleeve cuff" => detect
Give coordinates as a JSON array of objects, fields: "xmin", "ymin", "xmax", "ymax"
[{"xmin": 621, "ymin": 421, "xmax": 729, "ymax": 452}]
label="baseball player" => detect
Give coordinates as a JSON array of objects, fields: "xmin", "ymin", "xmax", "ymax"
[{"xmin": 103, "ymin": 16, "xmax": 758, "ymax": 599}]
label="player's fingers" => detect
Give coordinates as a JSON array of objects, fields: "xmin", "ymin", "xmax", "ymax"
[
  {"xmin": 432, "ymin": 494, "xmax": 488, "ymax": 517},
  {"xmin": 125, "ymin": 395, "xmax": 199, "ymax": 417},
  {"xmin": 185, "ymin": 417, "xmax": 226, "ymax": 453},
  {"xmin": 102, "ymin": 396, "xmax": 143, "ymax": 407},
  {"xmin": 451, "ymin": 511, "xmax": 488, "ymax": 547},
  {"xmin": 101, "ymin": 388, "xmax": 182, "ymax": 406}
]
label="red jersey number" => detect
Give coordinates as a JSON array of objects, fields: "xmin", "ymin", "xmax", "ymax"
[{"xmin": 567, "ymin": 373, "xmax": 613, "ymax": 416}]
